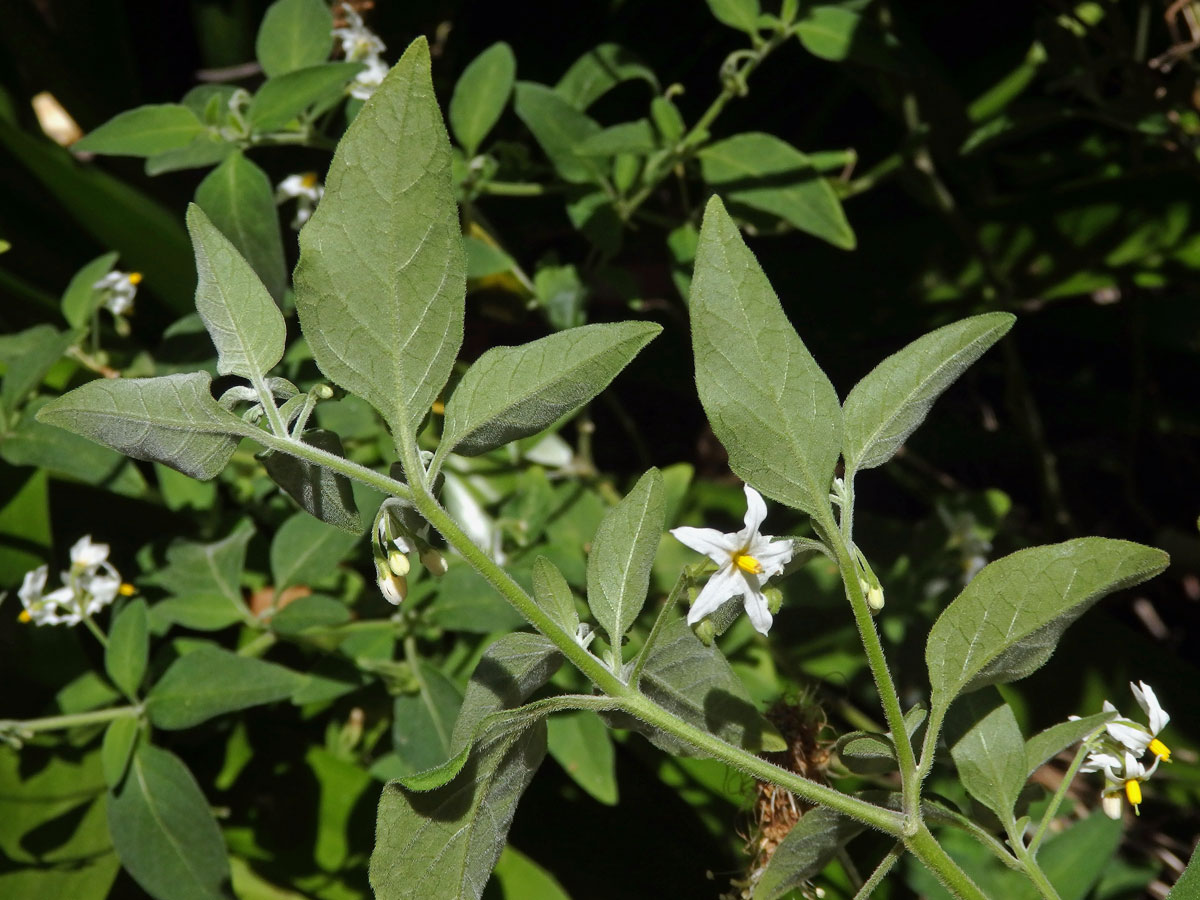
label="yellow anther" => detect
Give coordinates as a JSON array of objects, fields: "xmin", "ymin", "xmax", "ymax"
[
  {"xmin": 1124, "ymin": 779, "xmax": 1142, "ymax": 811},
  {"xmin": 734, "ymin": 553, "xmax": 763, "ymax": 575},
  {"xmin": 119, "ymin": 583, "xmax": 136, "ymax": 596},
  {"xmin": 300, "ymin": 172, "xmax": 319, "ymax": 188},
  {"xmin": 128, "ymin": 272, "xmax": 143, "ymax": 285},
  {"xmin": 18, "ymin": 609, "xmax": 31, "ymax": 623},
  {"xmin": 1149, "ymin": 738, "xmax": 1172, "ymax": 762},
  {"xmin": 431, "ymin": 400, "xmax": 445, "ymax": 415}
]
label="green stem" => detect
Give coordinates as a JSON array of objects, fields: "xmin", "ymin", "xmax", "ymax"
[
  {"xmin": 1027, "ymin": 740, "xmax": 1092, "ymax": 855},
  {"xmin": 245, "ymin": 426, "xmax": 413, "ymax": 501},
  {"xmin": 852, "ymin": 842, "xmax": 904, "ymax": 900},
  {"xmin": 1, "ymin": 704, "xmax": 139, "ymax": 735},
  {"xmin": 250, "ymin": 371, "xmax": 289, "ymax": 439},
  {"xmin": 923, "ymin": 802, "xmax": 1023, "ymax": 871},
  {"xmin": 905, "ymin": 823, "xmax": 989, "ymax": 900},
  {"xmin": 1009, "ymin": 823, "xmax": 1063, "ymax": 900},
  {"xmin": 237, "ymin": 631, "xmax": 277, "ymax": 658},
  {"xmin": 477, "ymin": 180, "xmax": 553, "ymax": 197},
  {"xmin": 81, "ymin": 612, "xmax": 108, "ymax": 649},
  {"xmin": 825, "ymin": 515, "xmax": 918, "ymax": 818}
]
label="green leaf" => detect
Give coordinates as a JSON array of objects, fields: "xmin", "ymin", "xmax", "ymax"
[
  {"xmin": 689, "ymin": 196, "xmax": 842, "ymax": 519},
  {"xmin": 492, "ymin": 846, "xmax": 571, "ymax": 900},
  {"xmin": 835, "ymin": 730, "xmax": 900, "ymax": 775},
  {"xmin": 35, "ymin": 373, "xmax": 248, "ymax": 480},
  {"xmin": 269, "ymin": 510, "xmax": 359, "ymax": 590},
  {"xmin": 371, "ymin": 722, "xmax": 545, "ymax": 900},
  {"xmin": 148, "ymin": 594, "xmax": 245, "ymax": 632},
  {"xmin": 146, "ymin": 525, "xmax": 253, "ymax": 604},
  {"xmin": 399, "ymin": 633, "xmax": 562, "ymax": 791},
  {"xmin": 269, "ymin": 594, "xmax": 351, "ymax": 634},
  {"xmin": 107, "ymin": 744, "xmax": 230, "ymax": 900},
  {"xmin": 547, "ymin": 710, "xmax": 617, "ymax": 805},
  {"xmin": 60, "ymin": 252, "xmax": 119, "ymax": 328},
  {"xmin": 705, "ymin": 0, "xmax": 761, "ymax": 34},
  {"xmin": 428, "ymin": 563, "xmax": 528, "ymax": 633},
  {"xmin": 147, "ymin": 646, "xmax": 304, "ymax": 729},
  {"xmin": 186, "ymin": 203, "xmax": 286, "ymax": 379},
  {"xmin": 101, "ymin": 717, "xmax": 140, "ymax": 790},
  {"xmin": 438, "ymin": 322, "xmax": 661, "ymax": 458},
  {"xmin": 945, "ymin": 690, "xmax": 1027, "ymax": 820},
  {"xmin": 145, "ymin": 134, "xmax": 237, "ymax": 176},
  {"xmin": 795, "ymin": 6, "xmax": 898, "ymax": 67},
  {"xmin": 256, "ymin": 0, "xmax": 334, "ymax": 77},
  {"xmin": 194, "ymin": 152, "xmax": 288, "ymax": 302},
  {"xmin": 633, "ymin": 614, "xmax": 777, "ymax": 754},
  {"xmin": 587, "ymin": 469, "xmax": 665, "ymax": 658},
  {"xmin": 1041, "ymin": 813, "xmax": 1123, "ymax": 900},
  {"xmin": 391, "ymin": 662, "xmax": 463, "ymax": 775},
  {"xmin": 926, "ymin": 538, "xmax": 1169, "ymax": 710},
  {"xmin": 513, "ymin": 82, "xmax": 604, "ymax": 184},
  {"xmin": 105, "ymin": 600, "xmax": 149, "ymax": 698},
  {"xmin": 464, "ymin": 235, "xmax": 516, "ymax": 279},
  {"xmin": 699, "ymin": 132, "xmax": 855, "ymax": 249},
  {"xmin": 294, "ymin": 38, "xmax": 465, "ymax": 442},
  {"xmin": 260, "ymin": 429, "xmax": 361, "ymax": 534},
  {"xmin": 554, "ymin": 44, "xmax": 659, "ymax": 111},
  {"xmin": 651, "ymin": 96, "xmax": 685, "ymax": 144},
  {"xmin": 576, "ymin": 119, "xmax": 657, "ymax": 156},
  {"xmin": 247, "ymin": 62, "xmax": 362, "ymax": 132},
  {"xmin": 0, "ymin": 325, "xmax": 78, "ymax": 417},
  {"xmin": 75, "ymin": 104, "xmax": 206, "ymax": 157},
  {"xmin": 531, "ymin": 556, "xmax": 580, "ymax": 637},
  {"xmin": 449, "ymin": 42, "xmax": 516, "ymax": 155},
  {"xmin": 1025, "ymin": 711, "xmax": 1114, "ymax": 777},
  {"xmin": 842, "ymin": 313, "xmax": 1015, "ymax": 473},
  {"xmin": 1168, "ymin": 840, "xmax": 1200, "ymax": 898},
  {"xmin": 754, "ymin": 807, "xmax": 863, "ymax": 900}
]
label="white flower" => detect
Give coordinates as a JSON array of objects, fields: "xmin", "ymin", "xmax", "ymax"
[
  {"xmin": 332, "ymin": 9, "xmax": 388, "ymax": 101},
  {"xmin": 276, "ymin": 172, "xmax": 324, "ymax": 228},
  {"xmin": 670, "ymin": 484, "xmax": 794, "ymax": 635},
  {"xmin": 1089, "ymin": 749, "xmax": 1160, "ymax": 819},
  {"xmin": 92, "ymin": 270, "xmax": 141, "ymax": 316},
  {"xmin": 1104, "ymin": 681, "xmax": 1172, "ymax": 762},
  {"xmin": 14, "ymin": 535, "xmax": 126, "ymax": 627}
]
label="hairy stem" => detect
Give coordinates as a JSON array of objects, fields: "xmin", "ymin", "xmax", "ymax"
[
  {"xmin": 1027, "ymin": 739, "xmax": 1092, "ymax": 855},
  {"xmin": 1, "ymin": 704, "xmax": 139, "ymax": 735},
  {"xmin": 852, "ymin": 842, "xmax": 904, "ymax": 900},
  {"xmin": 905, "ymin": 823, "xmax": 989, "ymax": 900}
]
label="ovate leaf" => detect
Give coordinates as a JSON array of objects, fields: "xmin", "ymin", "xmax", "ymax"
[
  {"xmin": 35, "ymin": 373, "xmax": 247, "ymax": 480},
  {"xmin": 186, "ymin": 203, "xmax": 286, "ymax": 379},
  {"xmin": 145, "ymin": 525, "xmax": 253, "ymax": 603},
  {"xmin": 260, "ymin": 429, "xmax": 361, "ymax": 534},
  {"xmin": 513, "ymin": 82, "xmax": 604, "ymax": 184},
  {"xmin": 101, "ymin": 717, "xmax": 139, "ymax": 790},
  {"xmin": 449, "ymin": 42, "xmax": 516, "ymax": 155},
  {"xmin": 1041, "ymin": 813, "xmax": 1123, "ymax": 900},
  {"xmin": 1025, "ymin": 711, "xmax": 1114, "ymax": 777},
  {"xmin": 256, "ymin": 0, "xmax": 334, "ymax": 77},
  {"xmin": 554, "ymin": 44, "xmax": 658, "ymax": 111},
  {"xmin": 194, "ymin": 151, "xmax": 288, "ymax": 301},
  {"xmin": 754, "ymin": 807, "xmax": 863, "ymax": 900},
  {"xmin": 294, "ymin": 38, "xmax": 465, "ymax": 442},
  {"xmin": 438, "ymin": 321, "xmax": 661, "ymax": 458},
  {"xmin": 699, "ymin": 132, "xmax": 854, "ymax": 249},
  {"xmin": 945, "ymin": 690, "xmax": 1027, "ymax": 820},
  {"xmin": 247, "ymin": 62, "xmax": 363, "ymax": 132},
  {"xmin": 107, "ymin": 744, "xmax": 230, "ymax": 900},
  {"xmin": 547, "ymin": 711, "xmax": 617, "ymax": 805},
  {"xmin": 842, "ymin": 313, "xmax": 1014, "ymax": 473},
  {"xmin": 371, "ymin": 724, "xmax": 545, "ymax": 900},
  {"xmin": 586, "ymin": 469, "xmax": 665, "ymax": 659},
  {"xmin": 926, "ymin": 539, "xmax": 1169, "ymax": 709},
  {"xmin": 706, "ymin": 0, "xmax": 761, "ymax": 34},
  {"xmin": 60, "ymin": 252, "xmax": 119, "ymax": 328},
  {"xmin": 146, "ymin": 646, "xmax": 304, "ymax": 729},
  {"xmin": 689, "ymin": 196, "xmax": 842, "ymax": 519},
  {"xmin": 576, "ymin": 119, "xmax": 658, "ymax": 156},
  {"xmin": 74, "ymin": 104, "xmax": 206, "ymax": 157},
  {"xmin": 391, "ymin": 662, "xmax": 463, "ymax": 776},
  {"xmin": 531, "ymin": 556, "xmax": 580, "ymax": 637},
  {"xmin": 269, "ymin": 510, "xmax": 359, "ymax": 590},
  {"xmin": 105, "ymin": 600, "xmax": 149, "ymax": 698}
]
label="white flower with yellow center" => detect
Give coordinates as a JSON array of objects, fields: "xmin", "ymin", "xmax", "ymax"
[
  {"xmin": 1104, "ymin": 681, "xmax": 1172, "ymax": 763},
  {"xmin": 1085, "ymin": 749, "xmax": 1160, "ymax": 819},
  {"xmin": 14, "ymin": 535, "xmax": 128, "ymax": 627},
  {"xmin": 332, "ymin": 9, "xmax": 388, "ymax": 101},
  {"xmin": 276, "ymin": 172, "xmax": 324, "ymax": 228},
  {"xmin": 92, "ymin": 269, "xmax": 142, "ymax": 316},
  {"xmin": 671, "ymin": 484, "xmax": 794, "ymax": 635}
]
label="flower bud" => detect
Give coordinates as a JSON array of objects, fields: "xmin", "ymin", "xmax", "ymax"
[
  {"xmin": 420, "ymin": 547, "xmax": 448, "ymax": 576},
  {"xmin": 763, "ymin": 586, "xmax": 783, "ymax": 616},
  {"xmin": 375, "ymin": 560, "xmax": 407, "ymax": 606},
  {"xmin": 693, "ymin": 617, "xmax": 716, "ymax": 647},
  {"xmin": 387, "ymin": 550, "xmax": 410, "ymax": 578}
]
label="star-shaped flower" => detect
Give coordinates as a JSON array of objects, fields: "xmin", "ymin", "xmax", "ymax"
[
  {"xmin": 671, "ymin": 484, "xmax": 793, "ymax": 635},
  {"xmin": 1105, "ymin": 680, "xmax": 1172, "ymax": 762},
  {"xmin": 1086, "ymin": 749, "xmax": 1160, "ymax": 819}
]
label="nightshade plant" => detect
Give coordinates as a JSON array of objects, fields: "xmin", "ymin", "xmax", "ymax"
[{"xmin": 2, "ymin": 3, "xmax": 1196, "ymax": 900}]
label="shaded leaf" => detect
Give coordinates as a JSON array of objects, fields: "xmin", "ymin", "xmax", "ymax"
[
  {"xmin": 269, "ymin": 510, "xmax": 358, "ymax": 589},
  {"xmin": 689, "ymin": 196, "xmax": 842, "ymax": 518},
  {"xmin": 247, "ymin": 63, "xmax": 362, "ymax": 132},
  {"xmin": 449, "ymin": 42, "xmax": 516, "ymax": 155},
  {"xmin": 391, "ymin": 662, "xmax": 463, "ymax": 776},
  {"xmin": 269, "ymin": 594, "xmax": 350, "ymax": 633},
  {"xmin": 101, "ymin": 717, "xmax": 140, "ymax": 790},
  {"xmin": 60, "ymin": 252, "xmax": 119, "ymax": 329},
  {"xmin": 147, "ymin": 646, "xmax": 304, "ymax": 729},
  {"xmin": 1025, "ymin": 711, "xmax": 1114, "ymax": 777},
  {"xmin": 945, "ymin": 690, "xmax": 1027, "ymax": 820},
  {"xmin": 576, "ymin": 119, "xmax": 657, "ymax": 156},
  {"xmin": 256, "ymin": 0, "xmax": 334, "ymax": 77},
  {"xmin": 75, "ymin": 105, "xmax": 205, "ymax": 157},
  {"xmin": 547, "ymin": 710, "xmax": 618, "ymax": 805},
  {"xmin": 554, "ymin": 44, "xmax": 658, "ymax": 110},
  {"xmin": 706, "ymin": 0, "xmax": 761, "ymax": 34},
  {"xmin": 513, "ymin": 82, "xmax": 604, "ymax": 184},
  {"xmin": 531, "ymin": 556, "xmax": 580, "ymax": 637},
  {"xmin": 754, "ymin": 807, "xmax": 863, "ymax": 900},
  {"xmin": 105, "ymin": 600, "xmax": 148, "ymax": 698},
  {"xmin": 260, "ymin": 429, "xmax": 361, "ymax": 534}
]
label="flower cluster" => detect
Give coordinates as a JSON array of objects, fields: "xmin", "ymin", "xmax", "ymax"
[
  {"xmin": 332, "ymin": 8, "xmax": 388, "ymax": 101},
  {"xmin": 93, "ymin": 269, "xmax": 141, "ymax": 318},
  {"xmin": 371, "ymin": 499, "xmax": 447, "ymax": 606},
  {"xmin": 671, "ymin": 484, "xmax": 794, "ymax": 636},
  {"xmin": 1080, "ymin": 681, "xmax": 1172, "ymax": 818},
  {"xmin": 15, "ymin": 536, "xmax": 127, "ymax": 627}
]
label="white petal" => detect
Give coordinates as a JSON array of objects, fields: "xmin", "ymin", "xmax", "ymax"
[
  {"xmin": 1131, "ymin": 681, "xmax": 1169, "ymax": 734},
  {"xmin": 742, "ymin": 484, "xmax": 768, "ymax": 536},
  {"xmin": 19, "ymin": 566, "xmax": 48, "ymax": 604},
  {"xmin": 687, "ymin": 566, "xmax": 741, "ymax": 625},
  {"xmin": 742, "ymin": 585, "xmax": 774, "ymax": 635},
  {"xmin": 671, "ymin": 526, "xmax": 737, "ymax": 564},
  {"xmin": 1106, "ymin": 720, "xmax": 1151, "ymax": 754},
  {"xmin": 749, "ymin": 535, "xmax": 793, "ymax": 576},
  {"xmin": 70, "ymin": 535, "xmax": 109, "ymax": 569},
  {"xmin": 1101, "ymin": 793, "xmax": 1123, "ymax": 819}
]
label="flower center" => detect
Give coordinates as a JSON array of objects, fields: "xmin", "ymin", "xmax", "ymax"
[
  {"xmin": 1148, "ymin": 738, "xmax": 1171, "ymax": 762},
  {"xmin": 1124, "ymin": 779, "xmax": 1142, "ymax": 810},
  {"xmin": 734, "ymin": 552, "xmax": 762, "ymax": 575},
  {"xmin": 301, "ymin": 172, "xmax": 319, "ymax": 189},
  {"xmin": 128, "ymin": 272, "xmax": 143, "ymax": 285}
]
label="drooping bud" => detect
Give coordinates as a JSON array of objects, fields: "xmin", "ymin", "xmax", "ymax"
[
  {"xmin": 420, "ymin": 547, "xmax": 448, "ymax": 576},
  {"xmin": 763, "ymin": 586, "xmax": 784, "ymax": 616},
  {"xmin": 387, "ymin": 550, "xmax": 410, "ymax": 578},
  {"xmin": 375, "ymin": 559, "xmax": 407, "ymax": 606}
]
